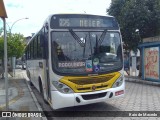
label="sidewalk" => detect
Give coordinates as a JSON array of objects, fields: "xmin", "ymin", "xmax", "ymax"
[{"xmin": 0, "ymin": 69, "xmax": 47, "ymax": 120}]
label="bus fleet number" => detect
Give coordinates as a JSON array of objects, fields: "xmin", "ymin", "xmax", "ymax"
[{"xmin": 59, "ymin": 19, "xmax": 70, "ymax": 27}]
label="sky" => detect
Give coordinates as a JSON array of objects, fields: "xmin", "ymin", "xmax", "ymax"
[{"xmin": 1, "ymin": 0, "xmax": 111, "ymax": 37}]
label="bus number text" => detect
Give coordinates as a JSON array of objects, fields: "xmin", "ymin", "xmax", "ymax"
[{"xmin": 59, "ymin": 19, "xmax": 70, "ymax": 27}]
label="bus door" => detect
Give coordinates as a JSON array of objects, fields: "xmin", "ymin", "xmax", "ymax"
[
  {"xmin": 43, "ymin": 26, "xmax": 51, "ymax": 102},
  {"xmin": 45, "ymin": 50, "xmax": 51, "ymax": 102}
]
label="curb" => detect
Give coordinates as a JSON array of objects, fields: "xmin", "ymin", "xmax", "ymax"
[
  {"xmin": 25, "ymin": 79, "xmax": 47, "ymax": 120},
  {"xmin": 125, "ymin": 76, "xmax": 160, "ymax": 86}
]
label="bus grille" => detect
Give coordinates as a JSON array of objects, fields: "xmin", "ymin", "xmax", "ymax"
[
  {"xmin": 68, "ymin": 76, "xmax": 113, "ymax": 85},
  {"xmin": 60, "ymin": 72, "xmax": 120, "ymax": 93}
]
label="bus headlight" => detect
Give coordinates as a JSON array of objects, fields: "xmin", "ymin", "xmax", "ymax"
[
  {"xmin": 52, "ymin": 81, "xmax": 74, "ymax": 94},
  {"xmin": 112, "ymin": 76, "xmax": 123, "ymax": 88}
]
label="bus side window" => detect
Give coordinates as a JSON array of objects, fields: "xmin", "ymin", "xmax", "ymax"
[
  {"xmin": 44, "ymin": 26, "xmax": 49, "ymax": 59},
  {"xmin": 37, "ymin": 35, "xmax": 43, "ymax": 59},
  {"xmin": 30, "ymin": 41, "xmax": 34, "ymax": 59},
  {"xmin": 38, "ymin": 27, "xmax": 48, "ymax": 59},
  {"xmin": 33, "ymin": 36, "xmax": 38, "ymax": 59},
  {"xmin": 40, "ymin": 34, "xmax": 45, "ymax": 47}
]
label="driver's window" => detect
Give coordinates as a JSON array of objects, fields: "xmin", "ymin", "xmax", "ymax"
[{"xmin": 99, "ymin": 33, "xmax": 112, "ymax": 53}]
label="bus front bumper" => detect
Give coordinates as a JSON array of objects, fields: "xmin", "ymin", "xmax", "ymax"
[{"xmin": 51, "ymin": 83, "xmax": 125, "ymax": 109}]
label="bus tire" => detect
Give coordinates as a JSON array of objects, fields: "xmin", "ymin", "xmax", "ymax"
[
  {"xmin": 29, "ymin": 81, "xmax": 33, "ymax": 86},
  {"xmin": 27, "ymin": 71, "xmax": 33, "ymax": 86},
  {"xmin": 39, "ymin": 79, "xmax": 44, "ymax": 98},
  {"xmin": 39, "ymin": 78, "xmax": 48, "ymax": 104}
]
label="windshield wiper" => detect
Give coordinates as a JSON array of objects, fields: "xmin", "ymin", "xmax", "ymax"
[
  {"xmin": 83, "ymin": 34, "xmax": 87, "ymax": 58},
  {"xmin": 98, "ymin": 29, "xmax": 108, "ymax": 45},
  {"xmin": 69, "ymin": 29, "xmax": 85, "ymax": 47}
]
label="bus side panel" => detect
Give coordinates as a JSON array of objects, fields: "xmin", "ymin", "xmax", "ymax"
[
  {"xmin": 27, "ymin": 60, "xmax": 34, "ymax": 83},
  {"xmin": 27, "ymin": 57, "xmax": 50, "ymax": 102},
  {"xmin": 27, "ymin": 60, "xmax": 39, "ymax": 91}
]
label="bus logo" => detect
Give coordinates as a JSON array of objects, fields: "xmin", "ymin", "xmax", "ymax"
[{"xmin": 92, "ymin": 85, "xmax": 96, "ymax": 91}]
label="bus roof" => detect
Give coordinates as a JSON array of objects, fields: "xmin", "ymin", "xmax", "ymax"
[
  {"xmin": 42, "ymin": 13, "xmax": 114, "ymax": 23},
  {"xmin": 42, "ymin": 13, "xmax": 116, "ymax": 29},
  {"xmin": 51, "ymin": 13, "xmax": 113, "ymax": 16},
  {"xmin": 27, "ymin": 13, "xmax": 118, "ymax": 45},
  {"xmin": 46, "ymin": 13, "xmax": 114, "ymax": 21}
]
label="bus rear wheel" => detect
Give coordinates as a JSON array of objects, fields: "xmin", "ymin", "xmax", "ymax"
[{"xmin": 27, "ymin": 71, "xmax": 33, "ymax": 86}]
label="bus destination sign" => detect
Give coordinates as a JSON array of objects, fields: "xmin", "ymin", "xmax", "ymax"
[
  {"xmin": 59, "ymin": 18, "xmax": 103, "ymax": 27},
  {"xmin": 51, "ymin": 15, "xmax": 118, "ymax": 29}
]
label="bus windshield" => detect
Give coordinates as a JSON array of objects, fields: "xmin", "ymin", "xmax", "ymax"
[{"xmin": 51, "ymin": 30, "xmax": 123, "ymax": 75}]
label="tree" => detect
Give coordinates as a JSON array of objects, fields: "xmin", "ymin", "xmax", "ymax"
[
  {"xmin": 107, "ymin": 0, "xmax": 126, "ymax": 22},
  {"xmin": 107, "ymin": 0, "xmax": 160, "ymax": 51},
  {"xmin": 7, "ymin": 33, "xmax": 26, "ymax": 58},
  {"xmin": 107, "ymin": 0, "xmax": 160, "ymax": 77},
  {"xmin": 0, "ymin": 29, "xmax": 26, "ymax": 77},
  {"xmin": 0, "ymin": 32, "xmax": 26, "ymax": 59}
]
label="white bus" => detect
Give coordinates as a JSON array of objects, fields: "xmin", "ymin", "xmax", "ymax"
[{"xmin": 25, "ymin": 14, "xmax": 125, "ymax": 109}]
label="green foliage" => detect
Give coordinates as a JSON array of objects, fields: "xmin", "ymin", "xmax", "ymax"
[
  {"xmin": 0, "ymin": 28, "xmax": 3, "ymax": 35},
  {"xmin": 107, "ymin": 0, "xmax": 160, "ymax": 51},
  {"xmin": 0, "ymin": 37, "xmax": 4, "ymax": 59},
  {"xmin": 0, "ymin": 31, "xmax": 26, "ymax": 59}
]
